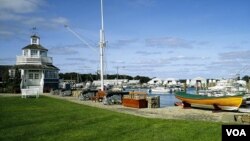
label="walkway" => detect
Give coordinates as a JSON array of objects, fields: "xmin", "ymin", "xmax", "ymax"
[{"xmin": 41, "ymin": 93, "xmax": 250, "ymax": 124}]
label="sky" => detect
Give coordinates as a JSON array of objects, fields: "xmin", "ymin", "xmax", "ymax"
[{"xmin": 0, "ymin": 0, "xmax": 250, "ymax": 79}]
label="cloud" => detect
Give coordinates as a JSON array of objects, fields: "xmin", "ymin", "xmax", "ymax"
[
  {"xmin": 0, "ymin": 0, "xmax": 69, "ymax": 40},
  {"xmin": 66, "ymin": 57, "xmax": 99, "ymax": 64},
  {"xmin": 145, "ymin": 37, "xmax": 193, "ymax": 48},
  {"xmin": 126, "ymin": 55, "xmax": 208, "ymax": 69},
  {"xmin": 109, "ymin": 38, "xmax": 139, "ymax": 48},
  {"xmin": 49, "ymin": 47, "xmax": 78, "ymax": 55},
  {"xmin": 132, "ymin": 58, "xmax": 171, "ymax": 67},
  {"xmin": 135, "ymin": 51, "xmax": 161, "ymax": 55},
  {"xmin": 0, "ymin": 0, "xmax": 44, "ymax": 14},
  {"xmin": 0, "ymin": 11, "xmax": 24, "ymax": 21},
  {"xmin": 195, "ymin": 41, "xmax": 210, "ymax": 46},
  {"xmin": 67, "ymin": 58, "xmax": 86, "ymax": 61},
  {"xmin": 51, "ymin": 17, "xmax": 68, "ymax": 25},
  {"xmin": 178, "ymin": 63, "xmax": 206, "ymax": 67},
  {"xmin": 0, "ymin": 30, "xmax": 14, "ymax": 37},
  {"xmin": 110, "ymin": 60, "xmax": 126, "ymax": 64},
  {"xmin": 205, "ymin": 60, "xmax": 245, "ymax": 77},
  {"xmin": 127, "ymin": 0, "xmax": 156, "ymax": 7},
  {"xmin": 210, "ymin": 60, "xmax": 239, "ymax": 67},
  {"xmin": 55, "ymin": 59, "xmax": 99, "ymax": 74},
  {"xmin": 22, "ymin": 17, "xmax": 69, "ymax": 28},
  {"xmin": 219, "ymin": 50, "xmax": 250, "ymax": 60},
  {"xmin": 168, "ymin": 55, "xmax": 209, "ymax": 61}
]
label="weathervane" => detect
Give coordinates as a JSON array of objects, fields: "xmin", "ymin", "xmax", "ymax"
[{"xmin": 32, "ymin": 27, "xmax": 37, "ymax": 35}]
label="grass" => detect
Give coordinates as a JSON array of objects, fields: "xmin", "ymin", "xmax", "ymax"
[{"xmin": 0, "ymin": 96, "xmax": 222, "ymax": 141}]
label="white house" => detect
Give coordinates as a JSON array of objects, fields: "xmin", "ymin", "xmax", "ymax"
[
  {"xmin": 189, "ymin": 76, "xmax": 207, "ymax": 88},
  {"xmin": 163, "ymin": 78, "xmax": 178, "ymax": 86},
  {"xmin": 16, "ymin": 34, "xmax": 59, "ymax": 94},
  {"xmin": 147, "ymin": 78, "xmax": 163, "ymax": 85}
]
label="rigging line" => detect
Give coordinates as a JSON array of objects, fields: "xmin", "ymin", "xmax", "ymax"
[
  {"xmin": 234, "ymin": 59, "xmax": 249, "ymax": 75},
  {"xmin": 236, "ymin": 65, "xmax": 248, "ymax": 76},
  {"xmin": 64, "ymin": 25, "xmax": 98, "ymax": 53}
]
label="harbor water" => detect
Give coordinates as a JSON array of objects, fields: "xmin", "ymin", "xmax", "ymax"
[{"xmin": 148, "ymin": 93, "xmax": 181, "ymax": 107}]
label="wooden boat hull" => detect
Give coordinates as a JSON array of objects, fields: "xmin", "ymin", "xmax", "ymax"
[{"xmin": 175, "ymin": 92, "xmax": 243, "ymax": 111}]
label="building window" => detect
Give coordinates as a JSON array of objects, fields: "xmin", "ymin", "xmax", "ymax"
[
  {"xmin": 28, "ymin": 70, "xmax": 39, "ymax": 79},
  {"xmin": 40, "ymin": 51, "xmax": 47, "ymax": 57},
  {"xmin": 31, "ymin": 50, "xmax": 38, "ymax": 57},
  {"xmin": 35, "ymin": 74, "xmax": 39, "ymax": 79},
  {"xmin": 23, "ymin": 50, "xmax": 28, "ymax": 56},
  {"xmin": 32, "ymin": 38, "xmax": 37, "ymax": 44},
  {"xmin": 29, "ymin": 73, "xmax": 33, "ymax": 79},
  {"xmin": 45, "ymin": 70, "xmax": 58, "ymax": 79}
]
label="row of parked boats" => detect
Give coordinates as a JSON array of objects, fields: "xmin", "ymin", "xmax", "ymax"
[
  {"xmin": 174, "ymin": 79, "xmax": 250, "ymax": 111},
  {"xmin": 65, "ymin": 77, "xmax": 250, "ymax": 111},
  {"xmin": 147, "ymin": 86, "xmax": 181, "ymax": 94}
]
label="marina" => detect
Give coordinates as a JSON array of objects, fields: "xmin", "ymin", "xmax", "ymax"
[
  {"xmin": 1, "ymin": 0, "xmax": 250, "ymax": 140},
  {"xmin": 47, "ymin": 85, "xmax": 250, "ymax": 124},
  {"xmin": 125, "ymin": 88, "xmax": 181, "ymax": 107},
  {"xmin": 0, "ymin": 0, "xmax": 249, "ymax": 115}
]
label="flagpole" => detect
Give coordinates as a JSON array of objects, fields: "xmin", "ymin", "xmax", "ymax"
[{"xmin": 100, "ymin": 0, "xmax": 105, "ymax": 91}]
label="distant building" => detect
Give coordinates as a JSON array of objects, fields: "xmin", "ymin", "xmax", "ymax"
[
  {"xmin": 16, "ymin": 34, "xmax": 59, "ymax": 93},
  {"xmin": 189, "ymin": 76, "xmax": 207, "ymax": 88},
  {"xmin": 128, "ymin": 80, "xmax": 140, "ymax": 85},
  {"xmin": 163, "ymin": 78, "xmax": 178, "ymax": 86},
  {"xmin": 147, "ymin": 78, "xmax": 163, "ymax": 85}
]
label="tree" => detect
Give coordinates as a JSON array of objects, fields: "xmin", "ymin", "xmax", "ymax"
[
  {"xmin": 58, "ymin": 72, "xmax": 150, "ymax": 84},
  {"xmin": 242, "ymin": 75, "xmax": 249, "ymax": 83},
  {"xmin": 11, "ymin": 67, "xmax": 21, "ymax": 93},
  {"xmin": 0, "ymin": 70, "xmax": 9, "ymax": 93},
  {"xmin": 133, "ymin": 75, "xmax": 151, "ymax": 84}
]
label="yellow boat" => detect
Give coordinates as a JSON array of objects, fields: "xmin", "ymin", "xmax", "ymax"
[{"xmin": 174, "ymin": 91, "xmax": 244, "ymax": 111}]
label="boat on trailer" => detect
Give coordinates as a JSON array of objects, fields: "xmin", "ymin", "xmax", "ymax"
[{"xmin": 174, "ymin": 91, "xmax": 244, "ymax": 111}]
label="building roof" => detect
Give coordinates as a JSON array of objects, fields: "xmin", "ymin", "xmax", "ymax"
[
  {"xmin": 22, "ymin": 44, "xmax": 48, "ymax": 51},
  {"xmin": 31, "ymin": 34, "xmax": 39, "ymax": 38},
  {"xmin": 15, "ymin": 64, "xmax": 59, "ymax": 70}
]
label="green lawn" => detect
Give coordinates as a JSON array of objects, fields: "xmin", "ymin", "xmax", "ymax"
[{"xmin": 0, "ymin": 96, "xmax": 222, "ymax": 141}]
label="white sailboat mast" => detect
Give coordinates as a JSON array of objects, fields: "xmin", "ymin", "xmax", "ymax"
[{"xmin": 100, "ymin": 0, "xmax": 105, "ymax": 91}]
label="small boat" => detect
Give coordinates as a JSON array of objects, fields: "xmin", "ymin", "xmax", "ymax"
[
  {"xmin": 148, "ymin": 86, "xmax": 170, "ymax": 94},
  {"xmin": 174, "ymin": 91, "xmax": 244, "ymax": 111}
]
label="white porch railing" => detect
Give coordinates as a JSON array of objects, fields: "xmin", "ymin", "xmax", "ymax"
[
  {"xmin": 21, "ymin": 88, "xmax": 40, "ymax": 98},
  {"xmin": 16, "ymin": 56, "xmax": 52, "ymax": 65}
]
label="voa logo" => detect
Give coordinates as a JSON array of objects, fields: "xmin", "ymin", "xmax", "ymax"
[
  {"xmin": 222, "ymin": 125, "xmax": 249, "ymax": 141},
  {"xmin": 226, "ymin": 129, "xmax": 246, "ymax": 136}
]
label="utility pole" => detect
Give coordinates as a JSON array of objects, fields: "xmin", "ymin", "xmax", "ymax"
[{"xmin": 116, "ymin": 66, "xmax": 125, "ymax": 84}]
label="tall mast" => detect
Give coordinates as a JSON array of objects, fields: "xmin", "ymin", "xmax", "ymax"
[{"xmin": 100, "ymin": 0, "xmax": 105, "ymax": 91}]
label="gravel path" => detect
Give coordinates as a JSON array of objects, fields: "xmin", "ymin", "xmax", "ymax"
[
  {"xmin": 41, "ymin": 94, "xmax": 250, "ymax": 124},
  {"xmin": 1, "ymin": 93, "xmax": 249, "ymax": 124}
]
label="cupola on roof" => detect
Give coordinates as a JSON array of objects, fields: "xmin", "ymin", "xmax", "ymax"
[{"xmin": 22, "ymin": 34, "xmax": 48, "ymax": 51}]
